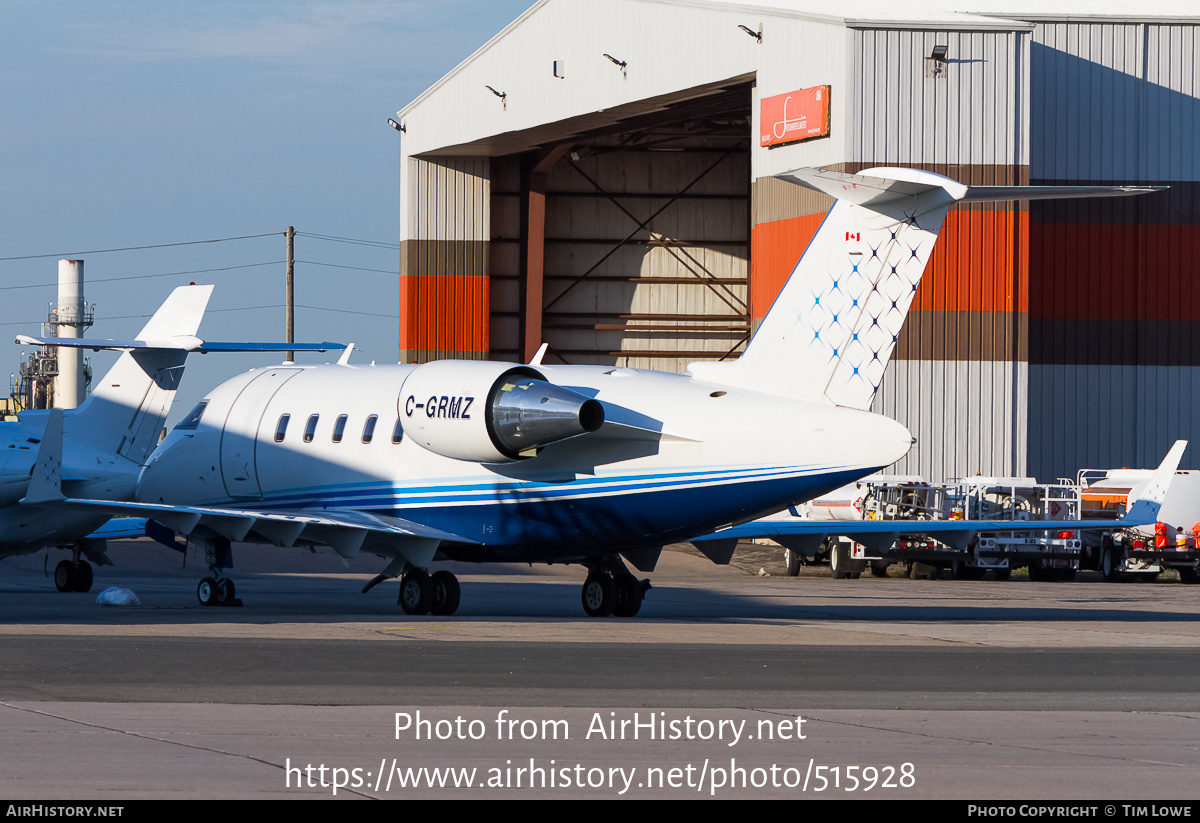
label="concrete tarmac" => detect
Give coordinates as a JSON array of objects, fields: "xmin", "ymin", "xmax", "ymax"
[{"xmin": 1, "ymin": 540, "xmax": 1198, "ymax": 799}]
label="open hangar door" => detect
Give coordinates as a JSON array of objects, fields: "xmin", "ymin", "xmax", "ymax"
[{"xmin": 489, "ymin": 83, "xmax": 752, "ymax": 374}]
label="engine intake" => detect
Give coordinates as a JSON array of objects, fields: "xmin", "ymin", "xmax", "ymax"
[{"xmin": 398, "ymin": 360, "xmax": 603, "ymax": 462}]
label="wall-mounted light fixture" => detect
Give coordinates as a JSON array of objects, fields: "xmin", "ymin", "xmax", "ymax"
[
  {"xmin": 386, "ymin": 117, "xmax": 405, "ymax": 133},
  {"xmin": 603, "ymin": 53, "xmax": 628, "ymax": 79},
  {"xmin": 738, "ymin": 24, "xmax": 762, "ymax": 43},
  {"xmin": 485, "ymin": 85, "xmax": 508, "ymax": 110},
  {"xmin": 926, "ymin": 44, "xmax": 949, "ymax": 78}
]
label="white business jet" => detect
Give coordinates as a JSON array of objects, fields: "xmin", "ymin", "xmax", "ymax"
[
  {"xmin": 3, "ymin": 284, "xmax": 340, "ymax": 592},
  {"xmin": 51, "ymin": 168, "xmax": 1160, "ymax": 616}
]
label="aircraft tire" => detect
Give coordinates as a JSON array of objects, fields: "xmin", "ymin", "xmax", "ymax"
[
  {"xmin": 216, "ymin": 578, "xmax": 236, "ymax": 604},
  {"xmin": 581, "ymin": 573, "xmax": 615, "ymax": 617},
  {"xmin": 399, "ymin": 570, "xmax": 433, "ymax": 615},
  {"xmin": 430, "ymin": 571, "xmax": 460, "ymax": 616},
  {"xmin": 612, "ymin": 574, "xmax": 642, "ymax": 618},
  {"xmin": 54, "ymin": 560, "xmax": 76, "ymax": 593},
  {"xmin": 73, "ymin": 561, "xmax": 93, "ymax": 593},
  {"xmin": 197, "ymin": 577, "xmax": 219, "ymax": 606},
  {"xmin": 1179, "ymin": 567, "xmax": 1199, "ymax": 584},
  {"xmin": 784, "ymin": 548, "xmax": 802, "ymax": 577}
]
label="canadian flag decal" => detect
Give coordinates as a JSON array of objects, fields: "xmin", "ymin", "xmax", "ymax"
[{"xmin": 845, "ymin": 232, "xmax": 860, "ymax": 242}]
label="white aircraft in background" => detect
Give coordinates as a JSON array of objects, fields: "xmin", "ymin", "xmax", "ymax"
[
  {"xmin": 2, "ymin": 285, "xmax": 340, "ymax": 592},
  {"xmin": 45, "ymin": 167, "xmax": 1161, "ymax": 616}
]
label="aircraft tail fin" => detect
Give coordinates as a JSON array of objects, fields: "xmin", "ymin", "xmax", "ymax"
[
  {"xmin": 688, "ymin": 168, "xmax": 1161, "ymax": 409},
  {"xmin": 1124, "ymin": 440, "xmax": 1188, "ymax": 524},
  {"xmin": 62, "ymin": 284, "xmax": 214, "ymax": 465}
]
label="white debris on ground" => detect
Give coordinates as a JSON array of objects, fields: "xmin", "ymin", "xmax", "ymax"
[{"xmin": 96, "ymin": 587, "xmax": 140, "ymax": 607}]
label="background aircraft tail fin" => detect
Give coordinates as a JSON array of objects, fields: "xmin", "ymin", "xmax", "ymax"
[
  {"xmin": 1124, "ymin": 440, "xmax": 1188, "ymax": 524},
  {"xmin": 64, "ymin": 284, "xmax": 213, "ymax": 465}
]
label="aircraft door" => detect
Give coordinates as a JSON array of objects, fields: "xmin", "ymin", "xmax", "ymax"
[{"xmin": 220, "ymin": 368, "xmax": 300, "ymax": 499}]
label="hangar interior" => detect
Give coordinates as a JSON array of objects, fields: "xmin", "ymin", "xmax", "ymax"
[{"xmin": 396, "ymin": 0, "xmax": 1200, "ymax": 483}]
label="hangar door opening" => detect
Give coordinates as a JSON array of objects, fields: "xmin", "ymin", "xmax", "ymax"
[{"xmin": 490, "ymin": 83, "xmax": 752, "ymax": 374}]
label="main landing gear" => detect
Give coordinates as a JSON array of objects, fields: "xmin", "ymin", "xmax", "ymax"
[
  {"xmin": 192, "ymin": 537, "xmax": 242, "ymax": 607},
  {"xmin": 398, "ymin": 569, "xmax": 461, "ymax": 616},
  {"xmin": 197, "ymin": 576, "xmax": 239, "ymax": 606},
  {"xmin": 581, "ymin": 559, "xmax": 651, "ymax": 618},
  {"xmin": 54, "ymin": 559, "xmax": 94, "ymax": 593}
]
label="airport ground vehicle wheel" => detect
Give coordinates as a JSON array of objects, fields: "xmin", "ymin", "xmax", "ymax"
[
  {"xmin": 908, "ymin": 562, "xmax": 937, "ymax": 580},
  {"xmin": 784, "ymin": 548, "xmax": 802, "ymax": 577},
  {"xmin": 216, "ymin": 578, "xmax": 236, "ymax": 604},
  {"xmin": 870, "ymin": 560, "xmax": 891, "ymax": 578},
  {"xmin": 613, "ymin": 573, "xmax": 643, "ymax": 617},
  {"xmin": 54, "ymin": 560, "xmax": 76, "ymax": 593},
  {"xmin": 951, "ymin": 561, "xmax": 983, "ymax": 581},
  {"xmin": 73, "ymin": 561, "xmax": 93, "ymax": 593},
  {"xmin": 993, "ymin": 567, "xmax": 1012, "ymax": 581},
  {"xmin": 197, "ymin": 577, "xmax": 219, "ymax": 606},
  {"xmin": 1136, "ymin": 572, "xmax": 1159, "ymax": 583},
  {"xmin": 430, "ymin": 571, "xmax": 461, "ymax": 616},
  {"xmin": 830, "ymin": 544, "xmax": 861, "ymax": 579},
  {"xmin": 1101, "ymin": 544, "xmax": 1124, "ymax": 583},
  {"xmin": 1179, "ymin": 567, "xmax": 1199, "ymax": 584},
  {"xmin": 581, "ymin": 573, "xmax": 616, "ymax": 617},
  {"xmin": 399, "ymin": 569, "xmax": 433, "ymax": 614},
  {"xmin": 1060, "ymin": 568, "xmax": 1076, "ymax": 582}
]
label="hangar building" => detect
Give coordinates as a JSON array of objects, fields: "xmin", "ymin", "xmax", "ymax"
[{"xmin": 395, "ymin": 0, "xmax": 1199, "ymax": 482}]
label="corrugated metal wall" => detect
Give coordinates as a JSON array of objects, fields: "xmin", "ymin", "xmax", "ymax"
[
  {"xmin": 1027, "ymin": 21, "xmax": 1200, "ymax": 479},
  {"xmin": 399, "ymin": 156, "xmax": 491, "ymax": 362},
  {"xmin": 744, "ymin": 26, "xmax": 1032, "ymax": 482},
  {"xmin": 854, "ymin": 27, "xmax": 1029, "ymax": 482}
]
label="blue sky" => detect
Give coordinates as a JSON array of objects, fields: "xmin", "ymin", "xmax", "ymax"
[{"xmin": 1, "ymin": 0, "xmax": 531, "ymax": 423}]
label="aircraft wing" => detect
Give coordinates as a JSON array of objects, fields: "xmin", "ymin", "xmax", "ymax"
[
  {"xmin": 692, "ymin": 441, "xmax": 1187, "ymax": 559},
  {"xmin": 57, "ymin": 497, "xmax": 479, "ymax": 558}
]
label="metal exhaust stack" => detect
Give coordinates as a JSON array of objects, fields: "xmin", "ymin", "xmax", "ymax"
[{"xmin": 53, "ymin": 259, "xmax": 87, "ymax": 409}]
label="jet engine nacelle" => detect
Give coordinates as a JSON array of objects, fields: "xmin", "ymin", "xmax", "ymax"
[{"xmin": 398, "ymin": 360, "xmax": 604, "ymax": 463}]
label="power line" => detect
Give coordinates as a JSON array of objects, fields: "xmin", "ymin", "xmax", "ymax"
[
  {"xmin": 296, "ymin": 304, "xmax": 397, "ymax": 319},
  {"xmin": 295, "ymin": 232, "xmax": 400, "ymax": 250},
  {"xmin": 0, "ymin": 232, "xmax": 282, "ymax": 262},
  {"xmin": 297, "ymin": 260, "xmax": 396, "ymax": 274},
  {"xmin": 0, "ymin": 261, "xmax": 284, "ymax": 292}
]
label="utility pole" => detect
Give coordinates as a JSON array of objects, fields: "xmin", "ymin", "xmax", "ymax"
[{"xmin": 285, "ymin": 226, "xmax": 295, "ymax": 361}]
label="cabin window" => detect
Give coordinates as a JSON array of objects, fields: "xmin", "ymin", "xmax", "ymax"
[
  {"xmin": 392, "ymin": 418, "xmax": 404, "ymax": 444},
  {"xmin": 303, "ymin": 414, "xmax": 319, "ymax": 443},
  {"xmin": 362, "ymin": 415, "xmax": 378, "ymax": 444},
  {"xmin": 332, "ymin": 414, "xmax": 348, "ymax": 443},
  {"xmin": 174, "ymin": 401, "xmax": 207, "ymax": 431},
  {"xmin": 274, "ymin": 414, "xmax": 290, "ymax": 443}
]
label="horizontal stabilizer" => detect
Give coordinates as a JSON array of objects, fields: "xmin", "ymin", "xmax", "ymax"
[
  {"xmin": 15, "ymin": 334, "xmax": 344, "ymax": 353},
  {"xmin": 962, "ymin": 185, "xmax": 1165, "ymax": 203}
]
